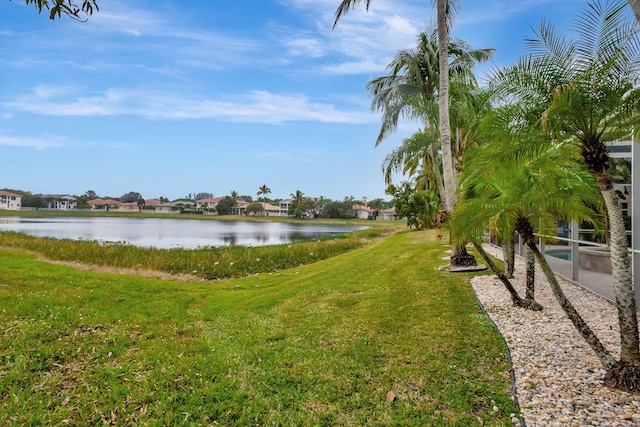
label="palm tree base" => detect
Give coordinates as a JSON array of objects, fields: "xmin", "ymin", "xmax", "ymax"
[
  {"xmin": 604, "ymin": 361, "xmax": 640, "ymax": 394},
  {"xmin": 450, "ymin": 251, "xmax": 478, "ymax": 267},
  {"xmin": 521, "ymin": 298, "xmax": 543, "ymax": 311}
]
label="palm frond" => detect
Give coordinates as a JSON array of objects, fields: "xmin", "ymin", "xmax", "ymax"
[{"xmin": 333, "ymin": 0, "xmax": 372, "ymax": 28}]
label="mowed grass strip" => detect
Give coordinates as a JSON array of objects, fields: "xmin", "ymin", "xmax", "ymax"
[{"xmin": 0, "ymin": 230, "xmax": 518, "ymax": 426}]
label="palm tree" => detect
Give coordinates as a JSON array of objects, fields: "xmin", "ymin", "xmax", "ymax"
[
  {"xmin": 23, "ymin": 0, "xmax": 98, "ymax": 20},
  {"xmin": 488, "ymin": 0, "xmax": 640, "ymax": 389},
  {"xmin": 381, "ymin": 129, "xmax": 442, "ymax": 191},
  {"xmin": 369, "ymin": 29, "xmax": 492, "ymax": 206},
  {"xmin": 288, "ymin": 190, "xmax": 304, "ymax": 217},
  {"xmin": 257, "ymin": 185, "xmax": 271, "ymax": 215},
  {"xmin": 334, "ymin": 1, "xmax": 473, "ymax": 211},
  {"xmin": 452, "ymin": 139, "xmax": 607, "ymax": 344},
  {"xmin": 136, "ymin": 196, "xmax": 145, "ymax": 213},
  {"xmin": 290, "ymin": 190, "xmax": 304, "ymax": 204}
]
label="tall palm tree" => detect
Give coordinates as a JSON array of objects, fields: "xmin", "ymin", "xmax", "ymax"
[
  {"xmin": 369, "ymin": 29, "xmax": 492, "ymax": 203},
  {"xmin": 488, "ymin": 0, "xmax": 640, "ymax": 388},
  {"xmin": 288, "ymin": 190, "xmax": 305, "ymax": 217},
  {"xmin": 334, "ymin": 1, "xmax": 473, "ymax": 209},
  {"xmin": 381, "ymin": 129, "xmax": 443, "ymax": 192},
  {"xmin": 257, "ymin": 185, "xmax": 271, "ymax": 213},
  {"xmin": 136, "ymin": 196, "xmax": 145, "ymax": 213},
  {"xmin": 335, "ymin": 2, "xmax": 495, "ymax": 267}
]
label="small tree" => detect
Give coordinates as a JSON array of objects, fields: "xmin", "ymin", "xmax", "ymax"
[
  {"xmin": 85, "ymin": 190, "xmax": 98, "ymax": 200},
  {"xmin": 21, "ymin": 193, "xmax": 44, "ymax": 208},
  {"xmin": 323, "ymin": 200, "xmax": 357, "ymax": 219},
  {"xmin": 194, "ymin": 192, "xmax": 214, "ymax": 200},
  {"xmin": 120, "ymin": 191, "xmax": 142, "ymax": 203},
  {"xmin": 386, "ymin": 182, "xmax": 440, "ymax": 229},
  {"xmin": 289, "ymin": 197, "xmax": 315, "ymax": 218},
  {"xmin": 215, "ymin": 196, "xmax": 236, "ymax": 215},
  {"xmin": 246, "ymin": 202, "xmax": 264, "ymax": 216}
]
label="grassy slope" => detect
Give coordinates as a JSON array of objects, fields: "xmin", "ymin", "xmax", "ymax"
[{"xmin": 0, "ymin": 230, "xmax": 517, "ymax": 426}]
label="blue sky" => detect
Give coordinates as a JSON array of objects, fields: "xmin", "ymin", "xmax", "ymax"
[{"xmin": 0, "ymin": 0, "xmax": 606, "ymax": 201}]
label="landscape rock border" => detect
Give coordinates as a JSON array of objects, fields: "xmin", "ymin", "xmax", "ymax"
[{"xmin": 471, "ymin": 245, "xmax": 640, "ymax": 426}]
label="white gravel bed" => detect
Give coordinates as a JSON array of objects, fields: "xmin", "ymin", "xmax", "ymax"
[{"xmin": 471, "ymin": 245, "xmax": 640, "ymax": 426}]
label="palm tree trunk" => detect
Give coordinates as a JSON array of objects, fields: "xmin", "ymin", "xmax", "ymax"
[
  {"xmin": 473, "ymin": 242, "xmax": 524, "ymax": 307},
  {"xmin": 437, "ymin": 0, "xmax": 476, "ymax": 268},
  {"xmin": 428, "ymin": 126, "xmax": 446, "ymax": 205},
  {"xmin": 437, "ymin": 0, "xmax": 456, "ymax": 212},
  {"xmin": 629, "ymin": 0, "xmax": 640, "ymax": 24},
  {"xmin": 527, "ymin": 241, "xmax": 616, "ymax": 370},
  {"xmin": 472, "ymin": 242, "xmax": 542, "ymax": 310},
  {"xmin": 525, "ymin": 245, "xmax": 535, "ymax": 301},
  {"xmin": 503, "ymin": 237, "xmax": 515, "ymax": 279},
  {"xmin": 597, "ymin": 173, "xmax": 640, "ymax": 364}
]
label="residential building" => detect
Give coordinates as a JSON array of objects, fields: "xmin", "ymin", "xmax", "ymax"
[
  {"xmin": 43, "ymin": 194, "xmax": 76, "ymax": 210},
  {"xmin": 352, "ymin": 203, "xmax": 375, "ymax": 220},
  {"xmin": 263, "ymin": 202, "xmax": 280, "ymax": 216},
  {"xmin": 87, "ymin": 198, "xmax": 123, "ymax": 211},
  {"xmin": 119, "ymin": 202, "xmax": 141, "ymax": 212},
  {"xmin": 279, "ymin": 199, "xmax": 292, "ymax": 216},
  {"xmin": 155, "ymin": 202, "xmax": 181, "ymax": 214},
  {"xmin": 144, "ymin": 198, "xmax": 161, "ymax": 208},
  {"xmin": 231, "ymin": 200, "xmax": 249, "ymax": 216},
  {"xmin": 378, "ymin": 208, "xmax": 396, "ymax": 220},
  {"xmin": 196, "ymin": 196, "xmax": 225, "ymax": 212},
  {"xmin": 0, "ymin": 190, "xmax": 21, "ymax": 210}
]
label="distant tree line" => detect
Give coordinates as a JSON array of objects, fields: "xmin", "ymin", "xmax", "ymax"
[{"xmin": 3, "ymin": 188, "xmax": 395, "ymax": 219}]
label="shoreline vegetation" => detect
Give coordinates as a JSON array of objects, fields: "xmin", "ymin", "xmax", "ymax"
[
  {"xmin": 0, "ymin": 213, "xmax": 401, "ymax": 280},
  {"xmin": 0, "ymin": 221, "xmax": 520, "ymax": 425}
]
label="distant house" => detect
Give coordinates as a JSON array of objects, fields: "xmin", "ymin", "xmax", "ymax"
[
  {"xmin": 87, "ymin": 198, "xmax": 123, "ymax": 211},
  {"xmin": 279, "ymin": 199, "xmax": 292, "ymax": 216},
  {"xmin": 0, "ymin": 190, "xmax": 21, "ymax": 210},
  {"xmin": 155, "ymin": 202, "xmax": 181, "ymax": 214},
  {"xmin": 352, "ymin": 203, "xmax": 376, "ymax": 220},
  {"xmin": 119, "ymin": 202, "xmax": 141, "ymax": 212},
  {"xmin": 43, "ymin": 194, "xmax": 76, "ymax": 210},
  {"xmin": 196, "ymin": 196, "xmax": 225, "ymax": 212},
  {"xmin": 231, "ymin": 200, "xmax": 249, "ymax": 216},
  {"xmin": 378, "ymin": 207, "xmax": 396, "ymax": 221},
  {"xmin": 144, "ymin": 198, "xmax": 161, "ymax": 208},
  {"xmin": 263, "ymin": 202, "xmax": 280, "ymax": 216}
]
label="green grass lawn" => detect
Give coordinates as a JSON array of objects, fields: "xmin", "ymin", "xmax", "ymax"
[{"xmin": 0, "ymin": 229, "xmax": 518, "ymax": 426}]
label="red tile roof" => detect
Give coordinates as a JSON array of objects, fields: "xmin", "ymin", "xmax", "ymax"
[
  {"xmin": 88, "ymin": 198, "xmax": 123, "ymax": 206},
  {"xmin": 196, "ymin": 197, "xmax": 225, "ymax": 203},
  {"xmin": 352, "ymin": 204, "xmax": 374, "ymax": 213},
  {"xmin": 0, "ymin": 190, "xmax": 21, "ymax": 197}
]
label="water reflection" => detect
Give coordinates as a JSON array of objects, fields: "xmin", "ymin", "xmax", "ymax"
[{"xmin": 0, "ymin": 217, "xmax": 366, "ymax": 249}]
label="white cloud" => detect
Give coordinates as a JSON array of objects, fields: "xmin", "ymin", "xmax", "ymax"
[
  {"xmin": 0, "ymin": 135, "xmax": 63, "ymax": 150},
  {"xmin": 4, "ymin": 86, "xmax": 376, "ymax": 125},
  {"xmin": 284, "ymin": 36, "xmax": 325, "ymax": 57},
  {"xmin": 322, "ymin": 59, "xmax": 386, "ymax": 74},
  {"xmin": 277, "ymin": 0, "xmax": 422, "ymax": 75}
]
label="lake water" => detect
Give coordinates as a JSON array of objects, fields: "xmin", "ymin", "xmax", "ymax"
[{"xmin": 0, "ymin": 217, "xmax": 367, "ymax": 249}]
